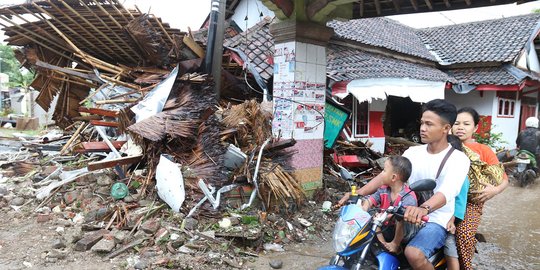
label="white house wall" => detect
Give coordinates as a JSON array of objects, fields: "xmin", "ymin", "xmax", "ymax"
[
  {"xmin": 230, "ymin": 0, "xmax": 273, "ymax": 31},
  {"xmin": 445, "ymin": 90, "xmax": 493, "ymax": 116},
  {"xmin": 490, "ymin": 94, "xmax": 520, "ymax": 149},
  {"xmin": 515, "ymin": 40, "xmax": 540, "ymax": 73}
]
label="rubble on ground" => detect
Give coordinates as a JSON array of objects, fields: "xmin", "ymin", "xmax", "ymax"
[{"xmin": 0, "ymin": 1, "xmax": 393, "ymax": 268}]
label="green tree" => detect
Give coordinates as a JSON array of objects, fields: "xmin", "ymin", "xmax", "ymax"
[
  {"xmin": 0, "ymin": 44, "xmax": 36, "ymax": 116},
  {"xmin": 0, "ymin": 44, "xmax": 35, "ymax": 86}
]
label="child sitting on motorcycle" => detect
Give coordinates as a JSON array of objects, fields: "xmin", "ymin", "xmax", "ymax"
[{"xmin": 360, "ymin": 156, "xmax": 418, "ymax": 254}]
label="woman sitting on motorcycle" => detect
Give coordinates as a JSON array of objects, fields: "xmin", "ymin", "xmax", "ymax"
[
  {"xmin": 360, "ymin": 156, "xmax": 417, "ymax": 254},
  {"xmin": 451, "ymin": 107, "xmax": 509, "ymax": 270}
]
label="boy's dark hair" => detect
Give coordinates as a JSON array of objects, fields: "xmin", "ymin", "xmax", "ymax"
[
  {"xmin": 422, "ymin": 99, "xmax": 457, "ymax": 126},
  {"xmin": 388, "ymin": 156, "xmax": 412, "ymax": 182},
  {"xmin": 457, "ymin": 107, "xmax": 480, "ymax": 126}
]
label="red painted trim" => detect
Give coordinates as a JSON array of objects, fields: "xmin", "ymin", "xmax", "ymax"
[
  {"xmin": 447, "ymin": 83, "xmax": 523, "ymax": 92},
  {"xmin": 524, "ymin": 79, "xmax": 540, "ymax": 87},
  {"xmin": 331, "ymin": 81, "xmax": 350, "ymax": 96},
  {"xmin": 228, "ymin": 51, "xmax": 244, "ymax": 66},
  {"xmin": 475, "ymin": 84, "xmax": 521, "ymax": 91}
]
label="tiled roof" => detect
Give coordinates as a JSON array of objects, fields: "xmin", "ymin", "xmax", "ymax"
[
  {"xmin": 446, "ymin": 65, "xmax": 540, "ymax": 85},
  {"xmin": 327, "ymin": 44, "xmax": 452, "ymax": 82},
  {"xmin": 224, "ymin": 17, "xmax": 274, "ymax": 81},
  {"xmin": 328, "ymin": 18, "xmax": 436, "ymax": 62},
  {"xmin": 417, "ymin": 14, "xmax": 540, "ymax": 65}
]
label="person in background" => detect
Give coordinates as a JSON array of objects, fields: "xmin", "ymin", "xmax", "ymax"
[
  {"xmin": 516, "ymin": 116, "xmax": 540, "ymax": 170},
  {"xmin": 451, "ymin": 107, "xmax": 508, "ymax": 270},
  {"xmin": 356, "ymin": 99, "xmax": 470, "ymax": 270},
  {"xmin": 360, "ymin": 156, "xmax": 416, "ymax": 254}
]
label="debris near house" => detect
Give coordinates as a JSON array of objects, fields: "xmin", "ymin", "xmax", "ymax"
[{"xmin": 0, "ymin": 1, "xmax": 338, "ymax": 268}]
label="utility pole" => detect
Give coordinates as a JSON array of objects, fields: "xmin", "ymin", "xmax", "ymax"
[{"xmin": 204, "ymin": 0, "xmax": 226, "ymax": 100}]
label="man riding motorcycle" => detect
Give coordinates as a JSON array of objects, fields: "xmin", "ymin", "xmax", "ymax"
[{"xmin": 516, "ymin": 117, "xmax": 540, "ymax": 171}]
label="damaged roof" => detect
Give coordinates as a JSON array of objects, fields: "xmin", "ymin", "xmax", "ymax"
[
  {"xmin": 328, "ymin": 18, "xmax": 437, "ymax": 62},
  {"xmin": 447, "ymin": 64, "xmax": 540, "ymax": 85},
  {"xmin": 223, "ymin": 17, "xmax": 274, "ymax": 82},
  {"xmin": 327, "ymin": 44, "xmax": 452, "ymax": 82},
  {"xmin": 0, "ymin": 0, "xmax": 183, "ymax": 65},
  {"xmin": 417, "ymin": 14, "xmax": 540, "ymax": 65}
]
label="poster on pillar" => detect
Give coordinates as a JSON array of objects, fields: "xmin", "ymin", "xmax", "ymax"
[{"xmin": 272, "ymin": 42, "xmax": 326, "ymax": 140}]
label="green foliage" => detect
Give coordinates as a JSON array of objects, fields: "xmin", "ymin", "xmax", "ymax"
[
  {"xmin": 0, "ymin": 44, "xmax": 35, "ymax": 88},
  {"xmin": 473, "ymin": 121, "xmax": 507, "ymax": 150}
]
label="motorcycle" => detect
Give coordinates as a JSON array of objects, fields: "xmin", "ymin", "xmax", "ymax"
[
  {"xmin": 499, "ymin": 148, "xmax": 537, "ymax": 187},
  {"xmin": 318, "ymin": 168, "xmax": 445, "ymax": 270},
  {"xmin": 513, "ymin": 151, "xmax": 537, "ymax": 187}
]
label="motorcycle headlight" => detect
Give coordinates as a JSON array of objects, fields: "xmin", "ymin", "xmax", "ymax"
[
  {"xmin": 517, "ymin": 162, "xmax": 527, "ymax": 172},
  {"xmin": 332, "ymin": 218, "xmax": 361, "ymax": 253}
]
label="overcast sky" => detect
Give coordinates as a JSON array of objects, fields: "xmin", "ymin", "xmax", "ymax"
[{"xmin": 0, "ymin": 0, "xmax": 539, "ymax": 34}]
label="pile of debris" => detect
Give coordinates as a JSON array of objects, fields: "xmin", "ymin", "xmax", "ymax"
[{"xmin": 0, "ymin": 1, "xmax": 339, "ymax": 269}]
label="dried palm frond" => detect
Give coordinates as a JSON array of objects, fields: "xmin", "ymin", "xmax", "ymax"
[{"xmin": 258, "ymin": 162, "xmax": 306, "ymax": 212}]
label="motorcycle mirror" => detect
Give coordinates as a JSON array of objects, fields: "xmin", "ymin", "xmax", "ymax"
[
  {"xmin": 409, "ymin": 179, "xmax": 436, "ymax": 192},
  {"xmin": 339, "ymin": 166, "xmax": 354, "ymax": 181}
]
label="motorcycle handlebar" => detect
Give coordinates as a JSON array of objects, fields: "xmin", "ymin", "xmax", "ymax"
[{"xmin": 389, "ymin": 205, "xmax": 429, "ymax": 223}]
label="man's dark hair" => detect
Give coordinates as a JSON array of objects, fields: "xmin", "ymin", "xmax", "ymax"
[
  {"xmin": 457, "ymin": 107, "xmax": 480, "ymax": 126},
  {"xmin": 388, "ymin": 156, "xmax": 412, "ymax": 182},
  {"xmin": 422, "ymin": 99, "xmax": 457, "ymax": 125}
]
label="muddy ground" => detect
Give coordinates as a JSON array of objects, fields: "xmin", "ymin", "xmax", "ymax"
[{"xmin": 0, "ymin": 181, "xmax": 537, "ymax": 270}]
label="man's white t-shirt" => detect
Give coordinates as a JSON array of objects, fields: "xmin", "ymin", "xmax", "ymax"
[{"xmin": 402, "ymin": 144, "xmax": 470, "ymax": 228}]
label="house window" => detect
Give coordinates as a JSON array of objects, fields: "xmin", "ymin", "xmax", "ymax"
[
  {"xmin": 353, "ymin": 99, "xmax": 369, "ymax": 136},
  {"xmin": 497, "ymin": 98, "xmax": 515, "ymax": 117}
]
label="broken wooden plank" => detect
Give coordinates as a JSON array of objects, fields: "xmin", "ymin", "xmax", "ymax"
[
  {"xmin": 79, "ymin": 107, "xmax": 119, "ymax": 117},
  {"xmin": 90, "ymin": 120, "xmax": 119, "ymax": 128},
  {"xmin": 94, "ymin": 99, "xmax": 138, "ymax": 105},
  {"xmin": 183, "ymin": 35, "xmax": 205, "ymax": 58},
  {"xmin": 263, "ymin": 138, "xmax": 296, "ymax": 152},
  {"xmin": 75, "ymin": 141, "xmax": 126, "ymax": 153},
  {"xmin": 88, "ymin": 155, "xmax": 143, "ymax": 171}
]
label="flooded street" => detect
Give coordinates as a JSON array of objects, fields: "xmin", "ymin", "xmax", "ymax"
[{"xmin": 473, "ymin": 181, "xmax": 540, "ymax": 269}]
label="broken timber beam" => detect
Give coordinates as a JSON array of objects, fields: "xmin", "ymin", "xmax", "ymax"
[
  {"xmin": 88, "ymin": 155, "xmax": 143, "ymax": 171},
  {"xmin": 78, "ymin": 107, "xmax": 119, "ymax": 118},
  {"xmin": 76, "ymin": 141, "xmax": 126, "ymax": 153},
  {"xmin": 90, "ymin": 120, "xmax": 119, "ymax": 128}
]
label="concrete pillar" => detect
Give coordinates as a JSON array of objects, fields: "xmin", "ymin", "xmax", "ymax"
[{"xmin": 270, "ymin": 21, "xmax": 333, "ymax": 196}]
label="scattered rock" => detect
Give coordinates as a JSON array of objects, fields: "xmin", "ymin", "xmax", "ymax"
[
  {"xmin": 52, "ymin": 205, "xmax": 62, "ymax": 214},
  {"xmin": 0, "ymin": 186, "xmax": 8, "ymax": 196},
  {"xmin": 269, "ymin": 260, "xmax": 283, "ymax": 269},
  {"xmin": 134, "ymin": 261, "xmax": 148, "ymax": 270},
  {"xmin": 96, "ymin": 173, "xmax": 113, "ymax": 186},
  {"xmin": 63, "ymin": 191, "xmax": 78, "ymax": 205},
  {"xmin": 51, "ymin": 238, "xmax": 66, "ymax": 249},
  {"xmin": 91, "ymin": 237, "xmax": 116, "ymax": 253},
  {"xmin": 48, "ymin": 249, "xmax": 68, "ymax": 259},
  {"xmin": 74, "ymin": 229, "xmax": 109, "ymax": 251},
  {"xmin": 183, "ymin": 217, "xmax": 198, "ymax": 231},
  {"xmin": 112, "ymin": 229, "xmax": 129, "ymax": 244},
  {"xmin": 10, "ymin": 197, "xmax": 25, "ymax": 206},
  {"xmin": 37, "ymin": 213, "xmax": 52, "ymax": 223},
  {"xmin": 65, "ymin": 226, "xmax": 83, "ymax": 244},
  {"xmin": 263, "ymin": 243, "xmax": 285, "ymax": 252},
  {"xmin": 141, "ymin": 218, "xmax": 161, "ymax": 234},
  {"xmin": 123, "ymin": 195, "xmax": 135, "ymax": 203}
]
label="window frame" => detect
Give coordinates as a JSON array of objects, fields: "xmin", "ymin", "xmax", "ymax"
[
  {"xmin": 352, "ymin": 98, "xmax": 369, "ymax": 137},
  {"xmin": 497, "ymin": 97, "xmax": 516, "ymax": 118}
]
